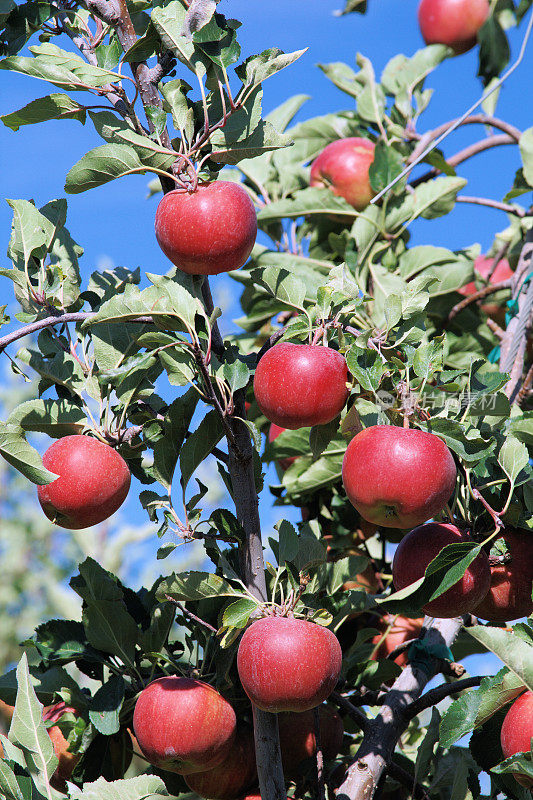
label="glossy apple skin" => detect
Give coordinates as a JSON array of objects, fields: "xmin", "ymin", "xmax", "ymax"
[
  {"xmin": 371, "ymin": 615, "xmax": 425, "ymax": 668},
  {"xmin": 392, "ymin": 523, "xmax": 491, "ymax": 618},
  {"xmin": 155, "ymin": 182, "xmax": 257, "ymax": 275},
  {"xmin": 473, "ymin": 530, "xmax": 533, "ymax": 623},
  {"xmin": 132, "ymin": 677, "xmax": 237, "ymax": 774},
  {"xmin": 43, "ymin": 702, "xmax": 79, "ymax": 791},
  {"xmin": 418, "ymin": 0, "xmax": 490, "ymax": 54},
  {"xmin": 254, "ymin": 344, "xmax": 349, "ymax": 430},
  {"xmin": 268, "ymin": 423, "xmax": 297, "ymax": 472},
  {"xmin": 37, "ymin": 435, "xmax": 130, "ymax": 530},
  {"xmin": 310, "ymin": 138, "xmax": 376, "ymax": 210},
  {"xmin": 237, "ymin": 617, "xmax": 342, "ymax": 712},
  {"xmin": 185, "ymin": 723, "xmax": 257, "ymax": 799},
  {"xmin": 500, "ymin": 690, "xmax": 533, "ymax": 788},
  {"xmin": 342, "ymin": 426, "xmax": 457, "ymax": 528},
  {"xmin": 278, "ymin": 705, "xmax": 344, "ymax": 776}
]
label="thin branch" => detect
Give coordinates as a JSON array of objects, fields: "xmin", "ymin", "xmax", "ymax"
[
  {"xmin": 168, "ymin": 599, "xmax": 217, "ymax": 633},
  {"xmin": 517, "ymin": 363, "xmax": 533, "ymax": 406},
  {"xmin": 406, "ymin": 116, "xmax": 521, "ymax": 165},
  {"xmin": 330, "ymin": 692, "xmax": 370, "ymax": 733},
  {"xmin": 410, "ymin": 133, "xmax": 516, "ymax": 187},
  {"xmin": 404, "ymin": 676, "xmax": 483, "ymax": 721},
  {"xmin": 455, "ymin": 196, "xmax": 526, "ymax": 216},
  {"xmin": 448, "ymin": 279, "xmax": 512, "ymax": 321}
]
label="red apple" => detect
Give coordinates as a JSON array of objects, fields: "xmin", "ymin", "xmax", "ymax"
[
  {"xmin": 392, "ymin": 523, "xmax": 491, "ymax": 618},
  {"xmin": 37, "ymin": 435, "xmax": 130, "ymax": 530},
  {"xmin": 268, "ymin": 423, "xmax": 297, "ymax": 472},
  {"xmin": 185, "ymin": 723, "xmax": 257, "ymax": 799},
  {"xmin": 43, "ymin": 702, "xmax": 80, "ymax": 791},
  {"xmin": 371, "ymin": 615, "xmax": 425, "ymax": 668},
  {"xmin": 342, "ymin": 426, "xmax": 456, "ymax": 529},
  {"xmin": 278, "ymin": 705, "xmax": 343, "ymax": 776},
  {"xmin": 254, "ymin": 344, "xmax": 349, "ymax": 429},
  {"xmin": 132, "ymin": 677, "xmax": 236, "ymax": 774},
  {"xmin": 310, "ymin": 138, "xmax": 376, "ymax": 211},
  {"xmin": 239, "ymin": 794, "xmax": 290, "ymax": 800},
  {"xmin": 418, "ymin": 0, "xmax": 490, "ymax": 54},
  {"xmin": 500, "ymin": 690, "xmax": 533, "ymax": 788},
  {"xmin": 237, "ymin": 617, "xmax": 342, "ymax": 712},
  {"xmin": 154, "ymin": 181, "xmax": 257, "ymax": 275},
  {"xmin": 473, "ymin": 530, "xmax": 533, "ymax": 623}
]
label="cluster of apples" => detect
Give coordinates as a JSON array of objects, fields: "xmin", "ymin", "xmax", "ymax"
[{"xmin": 130, "ymin": 617, "xmax": 343, "ymax": 799}]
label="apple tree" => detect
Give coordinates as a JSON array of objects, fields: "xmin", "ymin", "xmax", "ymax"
[{"xmin": 0, "ymin": 1, "xmax": 533, "ymax": 799}]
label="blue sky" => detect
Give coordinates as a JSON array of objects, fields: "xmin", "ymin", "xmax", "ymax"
[{"xmin": 0, "ymin": 1, "xmax": 531, "ymax": 684}]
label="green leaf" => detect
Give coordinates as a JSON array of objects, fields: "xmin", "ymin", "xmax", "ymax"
[
  {"xmin": 211, "ymin": 119, "xmax": 291, "ymax": 164},
  {"xmin": 89, "ymin": 675, "xmax": 125, "ymax": 736},
  {"xmin": 88, "ymin": 111, "xmax": 176, "ymax": 171},
  {"xmin": 309, "ymin": 417, "xmax": 340, "ymax": 459},
  {"xmin": 440, "ymin": 668, "xmax": 526, "ymax": 748},
  {"xmin": 70, "ymin": 558, "xmax": 138, "ymax": 667},
  {"xmin": 69, "ymin": 774, "xmax": 172, "ymax": 800},
  {"xmin": 151, "ymin": 390, "xmax": 198, "ymax": 491},
  {"xmin": 179, "ymin": 410, "xmax": 224, "ymax": 493},
  {"xmin": 0, "ymin": 423, "xmax": 57, "ymax": 485},
  {"xmin": 6, "ymin": 198, "xmax": 55, "ymax": 270},
  {"xmin": 151, "ymin": 1, "xmax": 208, "ymax": 76},
  {"xmin": 29, "ymin": 41, "xmax": 122, "ymax": 85},
  {"xmin": 161, "ymin": 78, "xmax": 195, "ymax": 143},
  {"xmin": 221, "ymin": 597, "xmax": 259, "ymax": 628},
  {"xmin": 411, "ymin": 177, "xmax": 467, "ymax": 220},
  {"xmin": 467, "ymin": 626, "xmax": 533, "ymax": 689},
  {"xmin": 257, "ymin": 186, "xmax": 357, "ymax": 222},
  {"xmin": 0, "ymin": 759, "xmax": 25, "ymax": 800},
  {"xmin": 478, "ymin": 14, "xmax": 510, "ymax": 86},
  {"xmin": 498, "ymin": 436, "xmax": 529, "ymax": 484},
  {"xmin": 65, "ymin": 144, "xmax": 152, "ymax": 194},
  {"xmin": 31, "ymin": 619, "xmax": 102, "ymax": 670},
  {"xmin": 519, "ymin": 127, "xmax": 533, "ymax": 188},
  {"xmin": 368, "ymin": 141, "xmax": 404, "ymax": 194},
  {"xmin": 1, "ymin": 93, "xmax": 86, "ymax": 130},
  {"xmin": 9, "ymin": 654, "xmax": 58, "ymax": 781},
  {"xmin": 250, "ymin": 266, "xmax": 306, "ymax": 310},
  {"xmin": 236, "ymin": 47, "xmax": 307, "ymax": 91},
  {"xmin": 7, "ymin": 398, "xmax": 86, "ymax": 437},
  {"xmin": 346, "ymin": 346, "xmax": 384, "ymax": 392},
  {"xmin": 157, "ymin": 571, "xmax": 240, "ymax": 602},
  {"xmin": 277, "ymin": 519, "xmax": 299, "ymax": 563}
]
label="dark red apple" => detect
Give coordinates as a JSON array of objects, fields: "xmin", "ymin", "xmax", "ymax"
[
  {"xmin": 500, "ymin": 690, "xmax": 533, "ymax": 788},
  {"xmin": 392, "ymin": 523, "xmax": 491, "ymax": 618},
  {"xmin": 37, "ymin": 435, "xmax": 130, "ymax": 530},
  {"xmin": 418, "ymin": 0, "xmax": 490, "ymax": 54},
  {"xmin": 310, "ymin": 138, "xmax": 376, "ymax": 210},
  {"xmin": 371, "ymin": 615, "xmax": 425, "ymax": 668},
  {"xmin": 185, "ymin": 723, "xmax": 257, "ymax": 799},
  {"xmin": 237, "ymin": 617, "xmax": 342, "ymax": 712},
  {"xmin": 342, "ymin": 426, "xmax": 456, "ymax": 528},
  {"xmin": 43, "ymin": 702, "xmax": 79, "ymax": 791},
  {"xmin": 154, "ymin": 181, "xmax": 257, "ymax": 275},
  {"xmin": 473, "ymin": 530, "xmax": 533, "ymax": 623},
  {"xmin": 132, "ymin": 677, "xmax": 236, "ymax": 774},
  {"xmin": 278, "ymin": 705, "xmax": 344, "ymax": 776},
  {"xmin": 268, "ymin": 423, "xmax": 297, "ymax": 472},
  {"xmin": 254, "ymin": 343, "xmax": 349, "ymax": 429},
  {"xmin": 459, "ymin": 255, "xmax": 514, "ymax": 322}
]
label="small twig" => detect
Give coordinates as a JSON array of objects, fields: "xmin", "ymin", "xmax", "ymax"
[
  {"xmin": 516, "ymin": 363, "xmax": 533, "ymax": 406},
  {"xmin": 330, "ymin": 692, "xmax": 370, "ymax": 733},
  {"xmin": 404, "ymin": 676, "xmax": 483, "ymax": 721},
  {"xmin": 410, "ymin": 134, "xmax": 516, "ymax": 188},
  {"xmin": 256, "ymin": 327, "xmax": 287, "ymax": 363},
  {"xmin": 314, "ymin": 707, "xmax": 326, "ymax": 800},
  {"xmin": 164, "ymin": 597, "xmax": 217, "ymax": 633},
  {"xmin": 455, "ymin": 196, "xmax": 526, "ymax": 216},
  {"xmin": 448, "ymin": 279, "xmax": 512, "ymax": 321}
]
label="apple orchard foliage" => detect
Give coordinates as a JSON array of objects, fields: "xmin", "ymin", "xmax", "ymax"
[{"xmin": 0, "ymin": 0, "xmax": 532, "ymax": 798}]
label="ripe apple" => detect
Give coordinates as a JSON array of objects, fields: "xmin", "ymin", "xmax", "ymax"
[
  {"xmin": 473, "ymin": 530, "xmax": 533, "ymax": 623},
  {"xmin": 132, "ymin": 677, "xmax": 237, "ymax": 774},
  {"xmin": 371, "ymin": 615, "xmax": 425, "ymax": 668},
  {"xmin": 418, "ymin": 0, "xmax": 490, "ymax": 54},
  {"xmin": 37, "ymin": 435, "xmax": 130, "ymax": 529},
  {"xmin": 310, "ymin": 138, "xmax": 376, "ymax": 210},
  {"xmin": 392, "ymin": 522, "xmax": 491, "ymax": 618},
  {"xmin": 254, "ymin": 343, "xmax": 349, "ymax": 429},
  {"xmin": 42, "ymin": 702, "xmax": 80, "ymax": 791},
  {"xmin": 237, "ymin": 617, "xmax": 342, "ymax": 712},
  {"xmin": 185, "ymin": 723, "xmax": 257, "ymax": 799},
  {"xmin": 459, "ymin": 255, "xmax": 514, "ymax": 322},
  {"xmin": 268, "ymin": 423, "xmax": 297, "ymax": 472},
  {"xmin": 500, "ymin": 690, "xmax": 533, "ymax": 788},
  {"xmin": 341, "ymin": 426, "xmax": 457, "ymax": 528},
  {"xmin": 0, "ymin": 700, "xmax": 14, "ymax": 724},
  {"xmin": 154, "ymin": 181, "xmax": 257, "ymax": 275},
  {"xmin": 278, "ymin": 705, "xmax": 343, "ymax": 776}
]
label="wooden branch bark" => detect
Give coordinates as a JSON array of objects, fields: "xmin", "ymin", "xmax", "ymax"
[{"xmin": 336, "ymin": 617, "xmax": 463, "ymax": 800}]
